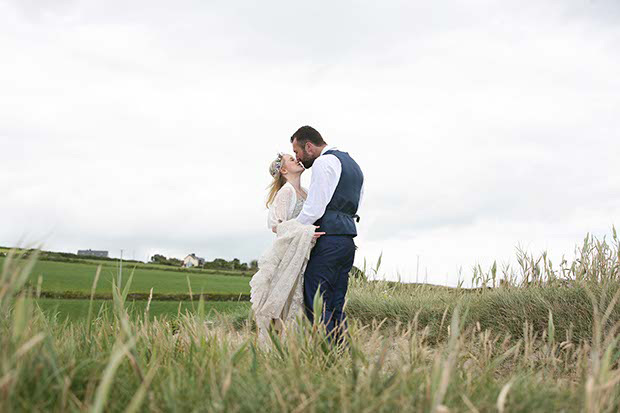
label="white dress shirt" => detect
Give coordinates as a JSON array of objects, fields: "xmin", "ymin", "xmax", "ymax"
[{"xmin": 296, "ymin": 146, "xmax": 364, "ymax": 226}]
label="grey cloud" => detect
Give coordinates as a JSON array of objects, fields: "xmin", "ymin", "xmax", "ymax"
[{"xmin": 1, "ymin": 0, "xmax": 619, "ymax": 282}]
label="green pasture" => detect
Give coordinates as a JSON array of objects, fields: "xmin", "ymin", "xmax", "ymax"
[
  {"xmin": 57, "ymin": 257, "xmax": 254, "ymax": 277},
  {"xmin": 0, "ymin": 257, "xmax": 251, "ymax": 296},
  {"xmin": 4, "ymin": 232, "xmax": 620, "ymax": 411},
  {"xmin": 36, "ymin": 298, "xmax": 250, "ymax": 322},
  {"xmin": 0, "ymin": 247, "xmax": 254, "ymax": 276}
]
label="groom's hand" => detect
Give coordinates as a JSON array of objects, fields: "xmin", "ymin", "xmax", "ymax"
[{"xmin": 313, "ymin": 226, "xmax": 325, "ymax": 239}]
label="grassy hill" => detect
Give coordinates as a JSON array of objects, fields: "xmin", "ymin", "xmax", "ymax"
[
  {"xmin": 3, "ymin": 231, "xmax": 620, "ymax": 411},
  {"xmin": 0, "ymin": 257, "xmax": 251, "ymax": 298},
  {"xmin": 0, "ymin": 246, "xmax": 255, "ymax": 276}
]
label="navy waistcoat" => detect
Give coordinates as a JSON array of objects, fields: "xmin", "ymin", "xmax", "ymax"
[{"xmin": 314, "ymin": 149, "xmax": 364, "ymax": 236}]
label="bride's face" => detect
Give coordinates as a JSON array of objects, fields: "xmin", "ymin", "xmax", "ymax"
[{"xmin": 281, "ymin": 154, "xmax": 304, "ymax": 175}]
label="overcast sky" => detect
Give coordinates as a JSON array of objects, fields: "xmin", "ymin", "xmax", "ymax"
[{"xmin": 2, "ymin": 0, "xmax": 619, "ymax": 286}]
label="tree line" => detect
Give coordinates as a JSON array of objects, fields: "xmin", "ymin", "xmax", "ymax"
[{"xmin": 149, "ymin": 254, "xmax": 258, "ymax": 271}]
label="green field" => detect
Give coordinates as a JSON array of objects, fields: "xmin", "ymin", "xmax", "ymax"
[
  {"xmin": 0, "ymin": 257, "xmax": 251, "ymax": 296},
  {"xmin": 36, "ymin": 298, "xmax": 251, "ymax": 321},
  {"xmin": 1, "ymin": 254, "xmax": 252, "ymax": 321},
  {"xmin": 0, "ymin": 247, "xmax": 255, "ymax": 276},
  {"xmin": 4, "ymin": 232, "xmax": 620, "ymax": 411}
]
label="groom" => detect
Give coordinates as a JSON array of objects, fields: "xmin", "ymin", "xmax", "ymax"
[{"xmin": 291, "ymin": 125, "xmax": 364, "ymax": 342}]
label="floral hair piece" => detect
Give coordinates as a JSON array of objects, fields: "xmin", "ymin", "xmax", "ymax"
[{"xmin": 269, "ymin": 152, "xmax": 284, "ymax": 178}]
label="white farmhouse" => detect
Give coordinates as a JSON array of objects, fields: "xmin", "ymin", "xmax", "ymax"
[{"xmin": 182, "ymin": 253, "xmax": 205, "ymax": 268}]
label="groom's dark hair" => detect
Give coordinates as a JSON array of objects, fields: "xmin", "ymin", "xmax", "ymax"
[{"xmin": 290, "ymin": 126, "xmax": 326, "ymax": 146}]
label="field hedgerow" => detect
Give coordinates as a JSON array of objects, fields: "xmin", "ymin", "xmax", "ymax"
[{"xmin": 1, "ymin": 230, "xmax": 620, "ymax": 412}]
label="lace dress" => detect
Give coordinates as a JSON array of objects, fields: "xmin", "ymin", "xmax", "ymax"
[
  {"xmin": 267, "ymin": 183, "xmax": 306, "ymax": 231},
  {"xmin": 250, "ymin": 183, "xmax": 313, "ymax": 344},
  {"xmin": 291, "ymin": 197, "xmax": 304, "ymax": 220}
]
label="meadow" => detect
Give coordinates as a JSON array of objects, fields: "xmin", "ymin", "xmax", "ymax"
[
  {"xmin": 0, "ymin": 258, "xmax": 251, "ymax": 298},
  {"xmin": 36, "ymin": 299, "xmax": 251, "ymax": 322},
  {"xmin": 0, "ymin": 255, "xmax": 251, "ymax": 322},
  {"xmin": 0, "ymin": 247, "xmax": 254, "ymax": 276},
  {"xmin": 2, "ymin": 230, "xmax": 620, "ymax": 412}
]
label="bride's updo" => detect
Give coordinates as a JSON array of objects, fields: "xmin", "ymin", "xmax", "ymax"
[{"xmin": 266, "ymin": 153, "xmax": 287, "ymax": 208}]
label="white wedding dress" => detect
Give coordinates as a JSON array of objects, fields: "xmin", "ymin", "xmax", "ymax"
[{"xmin": 250, "ymin": 182, "xmax": 315, "ymax": 344}]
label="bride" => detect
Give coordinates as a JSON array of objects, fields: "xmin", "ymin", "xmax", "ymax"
[{"xmin": 250, "ymin": 153, "xmax": 323, "ymax": 343}]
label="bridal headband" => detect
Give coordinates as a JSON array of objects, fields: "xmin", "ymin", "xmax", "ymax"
[{"xmin": 269, "ymin": 152, "xmax": 284, "ymax": 178}]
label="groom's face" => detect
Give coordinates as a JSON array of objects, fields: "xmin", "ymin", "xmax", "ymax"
[{"xmin": 292, "ymin": 139, "xmax": 316, "ymax": 169}]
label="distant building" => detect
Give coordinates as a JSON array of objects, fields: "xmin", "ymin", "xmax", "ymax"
[
  {"xmin": 183, "ymin": 253, "xmax": 205, "ymax": 268},
  {"xmin": 77, "ymin": 249, "xmax": 109, "ymax": 258}
]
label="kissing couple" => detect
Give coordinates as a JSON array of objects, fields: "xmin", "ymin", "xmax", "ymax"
[{"xmin": 250, "ymin": 125, "xmax": 364, "ymax": 345}]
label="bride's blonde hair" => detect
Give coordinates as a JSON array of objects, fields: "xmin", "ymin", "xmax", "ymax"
[{"xmin": 266, "ymin": 154, "xmax": 287, "ymax": 208}]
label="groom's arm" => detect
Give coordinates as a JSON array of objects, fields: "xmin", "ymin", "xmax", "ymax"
[{"xmin": 296, "ymin": 155, "xmax": 341, "ymax": 226}]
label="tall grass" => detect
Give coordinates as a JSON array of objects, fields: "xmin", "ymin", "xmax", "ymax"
[
  {"xmin": 348, "ymin": 229, "xmax": 620, "ymax": 341},
  {"xmin": 2, "ymin": 231, "xmax": 620, "ymax": 411}
]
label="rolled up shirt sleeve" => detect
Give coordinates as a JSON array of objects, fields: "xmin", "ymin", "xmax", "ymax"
[{"xmin": 296, "ymin": 155, "xmax": 341, "ymax": 225}]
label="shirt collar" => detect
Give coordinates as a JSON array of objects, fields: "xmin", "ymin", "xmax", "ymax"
[{"xmin": 320, "ymin": 145, "xmax": 337, "ymax": 156}]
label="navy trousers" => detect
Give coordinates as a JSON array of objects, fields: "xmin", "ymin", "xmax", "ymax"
[{"xmin": 303, "ymin": 235, "xmax": 356, "ymax": 340}]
